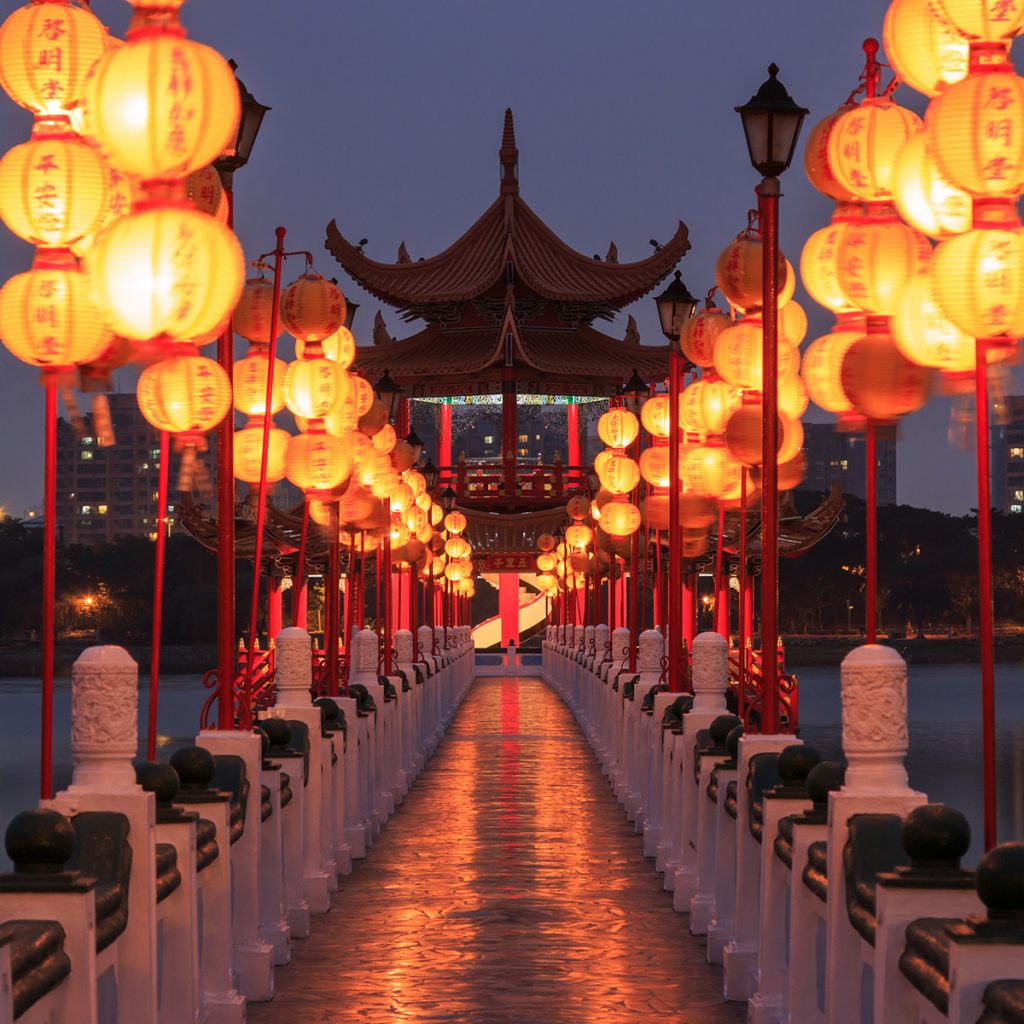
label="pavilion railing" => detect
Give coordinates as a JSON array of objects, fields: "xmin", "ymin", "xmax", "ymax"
[{"xmin": 437, "ymin": 458, "xmax": 591, "ymax": 506}]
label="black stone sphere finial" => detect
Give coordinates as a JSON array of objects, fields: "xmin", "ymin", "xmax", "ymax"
[
  {"xmin": 261, "ymin": 716, "xmax": 292, "ymax": 751},
  {"xmin": 778, "ymin": 745, "xmax": 822, "ymax": 787},
  {"xmin": 170, "ymin": 745, "xmax": 217, "ymax": 791},
  {"xmin": 976, "ymin": 841, "xmax": 1024, "ymax": 921},
  {"xmin": 314, "ymin": 697, "xmax": 340, "ymax": 726},
  {"xmin": 5, "ymin": 809, "xmax": 75, "ymax": 874},
  {"xmin": 725, "ymin": 723, "xmax": 744, "ymax": 760},
  {"xmin": 710, "ymin": 714, "xmax": 741, "ymax": 746},
  {"xmin": 901, "ymin": 804, "xmax": 971, "ymax": 871},
  {"xmin": 806, "ymin": 760, "xmax": 846, "ymax": 809},
  {"xmin": 135, "ymin": 762, "xmax": 180, "ymax": 804}
]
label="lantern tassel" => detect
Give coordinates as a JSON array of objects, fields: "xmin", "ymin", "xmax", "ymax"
[
  {"xmin": 61, "ymin": 388, "xmax": 85, "ymax": 440},
  {"xmin": 92, "ymin": 394, "xmax": 116, "ymax": 447}
]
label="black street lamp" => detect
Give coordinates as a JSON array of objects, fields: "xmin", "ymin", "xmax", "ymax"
[
  {"xmin": 214, "ymin": 61, "xmax": 271, "ymax": 187},
  {"xmin": 441, "ymin": 486, "xmax": 457, "ymax": 514},
  {"xmin": 373, "ymin": 369, "xmax": 403, "ymax": 422},
  {"xmin": 619, "ymin": 368, "xmax": 648, "ymax": 417},
  {"xmin": 406, "ymin": 428, "xmax": 425, "ymax": 463},
  {"xmin": 653, "ymin": 270, "xmax": 700, "ymax": 343},
  {"xmin": 735, "ymin": 63, "xmax": 809, "ymax": 180},
  {"xmin": 421, "ymin": 457, "xmax": 440, "ymax": 491}
]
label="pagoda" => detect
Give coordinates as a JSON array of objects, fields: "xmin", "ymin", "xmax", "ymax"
[{"xmin": 326, "ymin": 109, "xmax": 689, "ymax": 514}]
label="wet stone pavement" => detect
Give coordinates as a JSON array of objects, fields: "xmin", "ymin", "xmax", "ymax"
[{"xmin": 249, "ymin": 676, "xmax": 743, "ymax": 1023}]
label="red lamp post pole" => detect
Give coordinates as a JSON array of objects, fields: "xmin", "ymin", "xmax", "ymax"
[
  {"xmin": 865, "ymin": 422, "xmax": 878, "ymax": 644},
  {"xmin": 975, "ymin": 338, "xmax": 998, "ymax": 850},
  {"xmin": 628, "ymin": 431, "xmax": 641, "ymax": 671},
  {"xmin": 738, "ymin": 468, "xmax": 748, "ymax": 724},
  {"xmin": 146, "ymin": 429, "xmax": 170, "ymax": 760},
  {"xmin": 759, "ymin": 180, "xmax": 780, "ymax": 735},
  {"xmin": 668, "ymin": 348, "xmax": 682, "ymax": 691},
  {"xmin": 216, "ymin": 187, "xmax": 237, "ymax": 730},
  {"xmin": 40, "ymin": 382, "xmax": 57, "ymax": 798}
]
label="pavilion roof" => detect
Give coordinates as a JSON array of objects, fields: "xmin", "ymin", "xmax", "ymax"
[
  {"xmin": 325, "ymin": 110, "xmax": 690, "ymax": 316},
  {"xmin": 351, "ymin": 321, "xmax": 669, "ymax": 398}
]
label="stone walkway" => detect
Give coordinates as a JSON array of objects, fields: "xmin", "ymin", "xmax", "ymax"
[{"xmin": 249, "ymin": 676, "xmax": 743, "ymax": 1024}]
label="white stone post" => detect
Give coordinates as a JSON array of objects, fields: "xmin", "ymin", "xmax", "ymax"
[
  {"xmin": 825, "ymin": 645, "xmax": 926, "ymax": 1024},
  {"xmin": 394, "ymin": 629, "xmax": 418, "ymax": 782},
  {"xmin": 672, "ymin": 632, "xmax": 729, "ymax": 903},
  {"xmin": 258, "ymin": 627, "xmax": 332, "ymax": 913},
  {"xmin": 51, "ymin": 646, "xmax": 160, "ymax": 1021}
]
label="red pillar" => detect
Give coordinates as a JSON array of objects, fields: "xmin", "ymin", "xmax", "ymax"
[
  {"xmin": 393, "ymin": 569, "xmax": 409, "ymax": 630},
  {"xmin": 293, "ymin": 579, "xmax": 308, "ymax": 632},
  {"xmin": 683, "ymin": 572, "xmax": 698, "ymax": 647},
  {"xmin": 500, "ymin": 572, "xmax": 519, "ymax": 647},
  {"xmin": 268, "ymin": 574, "xmax": 283, "ymax": 642},
  {"xmin": 439, "ymin": 400, "xmax": 453, "ymax": 473},
  {"xmin": 567, "ymin": 401, "xmax": 581, "ymax": 488},
  {"xmin": 715, "ymin": 569, "xmax": 730, "ymax": 641}
]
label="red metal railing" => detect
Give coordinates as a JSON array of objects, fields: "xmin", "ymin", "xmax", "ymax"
[
  {"xmin": 437, "ymin": 459, "xmax": 590, "ymax": 507},
  {"xmin": 728, "ymin": 643, "xmax": 799, "ymax": 734}
]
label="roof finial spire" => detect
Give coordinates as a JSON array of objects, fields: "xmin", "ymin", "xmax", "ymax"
[{"xmin": 500, "ymin": 108, "xmax": 519, "ymax": 196}]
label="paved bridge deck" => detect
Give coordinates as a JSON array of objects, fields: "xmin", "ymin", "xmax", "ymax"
[{"xmin": 249, "ymin": 676, "xmax": 743, "ymax": 1023}]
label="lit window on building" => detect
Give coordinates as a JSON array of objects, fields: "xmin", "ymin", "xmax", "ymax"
[
  {"xmin": 98, "ymin": 505, "xmax": 108, "ymax": 515},
  {"xmin": 1013, "ymin": 504, "xmax": 1023, "ymax": 514},
  {"xmin": 483, "ymin": 435, "xmax": 494, "ymax": 445},
  {"xmin": 150, "ymin": 448, "xmax": 160, "ymax": 460},
  {"xmin": 518, "ymin": 434, "xmax": 529, "ymax": 443},
  {"xmin": 80, "ymin": 505, "xmax": 92, "ymax": 514},
  {"xmin": 1011, "ymin": 447, "xmax": 1024, "ymax": 458},
  {"xmin": 80, "ymin": 451, "xmax": 93, "ymax": 461},
  {"xmin": 139, "ymin": 462, "xmax": 149, "ymax": 472},
  {"xmin": 81, "ymin": 437, "xmax": 94, "ymax": 446},
  {"xmin": 148, "ymin": 532, "xmax": 158, "ymax": 542},
  {"xmin": 1015, "ymin": 490, "xmax": 1024, "ymax": 501}
]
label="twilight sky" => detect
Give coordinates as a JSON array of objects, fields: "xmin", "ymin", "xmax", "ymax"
[{"xmin": 0, "ymin": 0, "xmax": 1017, "ymax": 516}]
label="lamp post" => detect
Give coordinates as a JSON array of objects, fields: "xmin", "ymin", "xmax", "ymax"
[
  {"xmin": 375, "ymin": 371, "xmax": 404, "ymax": 675},
  {"xmin": 653, "ymin": 272, "xmax": 699, "ymax": 693},
  {"xmin": 212, "ymin": 63, "xmax": 269, "ymax": 730},
  {"xmin": 735, "ymin": 63, "xmax": 807, "ymax": 733}
]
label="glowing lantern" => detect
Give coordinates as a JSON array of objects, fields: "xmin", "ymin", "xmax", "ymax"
[
  {"xmin": 568, "ymin": 552, "xmax": 591, "ymax": 574},
  {"xmin": 0, "ymin": 263, "xmax": 111, "ymax": 369},
  {"xmin": 280, "ymin": 273, "xmax": 346, "ymax": 342},
  {"xmin": 639, "ymin": 446, "xmax": 670, "ymax": 488},
  {"xmin": 445, "ymin": 535, "xmax": 471, "ymax": 560},
  {"xmin": 681, "ymin": 377, "xmax": 739, "ymax": 434},
  {"xmin": 337, "ymin": 485, "xmax": 376, "ymax": 526},
  {"xmin": 444, "ymin": 560, "xmax": 467, "ymax": 583},
  {"xmin": 429, "ymin": 503, "xmax": 443, "ymax": 527},
  {"xmin": 883, "ymin": 0, "xmax": 970, "ymax": 98},
  {"xmin": 680, "ymin": 306, "xmax": 732, "ymax": 367},
  {"xmin": 598, "ymin": 453, "xmax": 640, "ymax": 495},
  {"xmin": 233, "ymin": 354, "xmax": 284, "ymax": 416},
  {"xmin": 891, "ymin": 131, "xmax": 972, "ymax": 240},
  {"xmin": 234, "ymin": 277, "xmax": 279, "ymax": 345},
  {"xmin": 927, "ymin": 0, "xmax": 1024, "ymax": 39},
  {"xmin": 593, "ymin": 448, "xmax": 612, "ymax": 481},
  {"xmin": 233, "ymin": 421, "xmax": 288, "ymax": 483},
  {"xmin": 387, "ymin": 481, "xmax": 411, "ymax": 513},
  {"xmin": 642, "ymin": 494, "xmax": 669, "ymax": 530},
  {"xmin": 926, "ymin": 66, "xmax": 1024, "ymax": 198},
  {"xmin": 602, "ymin": 501, "xmax": 641, "ymax": 538},
  {"xmin": 394, "ymin": 442, "xmax": 417, "ymax": 473},
  {"xmin": 0, "ymin": 2, "xmax": 108, "ymax": 116},
  {"xmin": 285, "ymin": 431, "xmax": 352, "ymax": 493},
  {"xmin": 841, "ymin": 333, "xmax": 932, "ymax": 422},
  {"xmin": 184, "ymin": 164, "xmax": 227, "ymax": 222},
  {"xmin": 713, "ymin": 320, "xmax": 800, "ymax": 390},
  {"xmin": 778, "ymin": 374, "xmax": 809, "ymax": 420},
  {"xmin": 931, "ymin": 226, "xmax": 1024, "ymax": 338},
  {"xmin": 597, "ymin": 408, "xmax": 639, "ymax": 448},
  {"xmin": 298, "ymin": 326, "xmax": 355, "ymax": 368},
  {"xmin": 779, "ymin": 301, "xmax": 808, "ymax": 346},
  {"xmin": 86, "ymin": 205, "xmax": 244, "ymax": 341},
  {"xmin": 725, "ymin": 404, "xmax": 777, "ymax": 466},
  {"xmin": 827, "ymin": 99, "xmax": 922, "ymax": 203},
  {"xmin": 406, "ymin": 470, "xmax": 426, "ymax": 497},
  {"xmin": 403, "ymin": 506, "xmax": 427, "ymax": 535},
  {"xmin": 536, "ymin": 572, "xmax": 557, "ymax": 592},
  {"xmin": 681, "ymin": 443, "xmax": 741, "ymax": 498},
  {"xmin": 803, "ymin": 328, "xmax": 861, "ymax": 414},
  {"xmin": 803, "ymin": 106, "xmax": 859, "ymax": 200},
  {"xmin": 640, "ymin": 394, "xmax": 670, "ymax": 438},
  {"xmin": 371, "ymin": 422, "xmax": 396, "ymax": 454},
  {"xmin": 835, "ymin": 218, "xmax": 932, "ymax": 316},
  {"xmin": 347, "ymin": 375, "xmax": 374, "ymax": 419},
  {"xmin": 137, "ymin": 353, "xmax": 230, "ymax": 436},
  {"xmin": 83, "ymin": 35, "xmax": 239, "ymax": 182},
  {"xmin": 778, "ymin": 451, "xmax": 807, "ymax": 490},
  {"xmin": 283, "ymin": 358, "xmax": 342, "ymax": 420},
  {"xmin": 892, "ymin": 273, "xmax": 975, "ymax": 372},
  {"xmin": 801, "ymin": 217, "xmax": 860, "ymax": 314},
  {"xmin": 445, "ymin": 510, "xmax": 467, "ymax": 535},
  {"xmin": 537, "ymin": 532, "xmax": 556, "ymax": 552},
  {"xmin": 565, "ymin": 524, "xmax": 594, "ymax": 549},
  {"xmin": 716, "ymin": 232, "xmax": 795, "ymax": 313},
  {"xmin": 566, "ymin": 495, "xmax": 590, "ymax": 521},
  {"xmin": 536, "ymin": 553, "xmax": 556, "ymax": 573},
  {"xmin": 0, "ymin": 136, "xmax": 108, "ymax": 247}
]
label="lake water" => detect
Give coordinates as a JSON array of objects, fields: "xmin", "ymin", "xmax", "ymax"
[{"xmin": 0, "ymin": 662, "xmax": 1020, "ymax": 867}]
